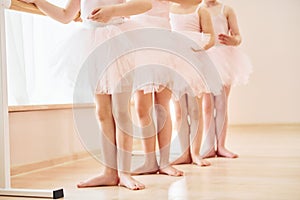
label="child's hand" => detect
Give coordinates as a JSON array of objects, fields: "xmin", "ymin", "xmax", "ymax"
[
  {"xmin": 218, "ymin": 33, "xmax": 239, "ymax": 46},
  {"xmin": 73, "ymin": 11, "xmax": 82, "ymax": 22},
  {"xmin": 88, "ymin": 6, "xmax": 115, "ymax": 23},
  {"xmin": 18, "ymin": 0, "xmax": 36, "ymax": 3}
]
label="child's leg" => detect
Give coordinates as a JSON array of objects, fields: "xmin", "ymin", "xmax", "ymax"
[
  {"xmin": 112, "ymin": 92, "xmax": 145, "ymax": 190},
  {"xmin": 77, "ymin": 94, "xmax": 119, "ymax": 188},
  {"xmin": 215, "ymin": 86, "xmax": 238, "ymax": 158},
  {"xmin": 189, "ymin": 95, "xmax": 210, "ymax": 166},
  {"xmin": 133, "ymin": 90, "xmax": 159, "ymax": 174},
  {"xmin": 172, "ymin": 94, "xmax": 192, "ymax": 165},
  {"xmin": 156, "ymin": 88, "xmax": 183, "ymax": 176},
  {"xmin": 200, "ymin": 93, "xmax": 217, "ymax": 158}
]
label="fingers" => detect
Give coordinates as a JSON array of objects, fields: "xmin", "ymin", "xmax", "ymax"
[
  {"xmin": 218, "ymin": 34, "xmax": 235, "ymax": 45},
  {"xmin": 218, "ymin": 34, "xmax": 228, "ymax": 44},
  {"xmin": 91, "ymin": 8, "xmax": 100, "ymax": 15},
  {"xmin": 219, "ymin": 38, "xmax": 229, "ymax": 44},
  {"xmin": 218, "ymin": 34, "xmax": 230, "ymax": 41},
  {"xmin": 87, "ymin": 9, "xmax": 100, "ymax": 20},
  {"xmin": 88, "ymin": 9, "xmax": 110, "ymax": 23},
  {"xmin": 88, "ymin": 14, "xmax": 102, "ymax": 22},
  {"xmin": 218, "ymin": 33, "xmax": 229, "ymax": 37}
]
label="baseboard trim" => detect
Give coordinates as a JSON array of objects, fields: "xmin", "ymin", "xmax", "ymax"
[
  {"xmin": 8, "ymin": 103, "xmax": 95, "ymax": 113},
  {"xmin": 11, "ymin": 151, "xmax": 90, "ymax": 176},
  {"xmin": 229, "ymin": 123, "xmax": 300, "ymax": 127}
]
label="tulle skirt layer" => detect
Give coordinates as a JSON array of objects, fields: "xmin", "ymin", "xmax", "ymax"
[
  {"xmin": 207, "ymin": 45, "xmax": 253, "ymax": 86},
  {"xmin": 49, "ymin": 21, "xmax": 136, "ymax": 95}
]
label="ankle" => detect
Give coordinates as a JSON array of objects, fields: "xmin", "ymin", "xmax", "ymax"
[
  {"xmin": 104, "ymin": 168, "xmax": 118, "ymax": 176},
  {"xmin": 144, "ymin": 156, "xmax": 158, "ymax": 166},
  {"xmin": 191, "ymin": 152, "xmax": 200, "ymax": 160},
  {"xmin": 217, "ymin": 146, "xmax": 226, "ymax": 151}
]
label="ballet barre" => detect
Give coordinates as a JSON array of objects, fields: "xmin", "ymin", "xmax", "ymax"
[
  {"xmin": 5, "ymin": 0, "xmax": 44, "ymax": 15},
  {"xmin": 0, "ymin": 0, "xmax": 63, "ymax": 198}
]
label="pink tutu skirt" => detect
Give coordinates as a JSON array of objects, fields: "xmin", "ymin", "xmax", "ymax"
[
  {"xmin": 207, "ymin": 45, "xmax": 253, "ymax": 86},
  {"xmin": 125, "ymin": 14, "xmax": 175, "ymax": 93},
  {"xmin": 49, "ymin": 18, "xmax": 135, "ymax": 95},
  {"xmin": 171, "ymin": 31, "xmax": 221, "ymax": 98}
]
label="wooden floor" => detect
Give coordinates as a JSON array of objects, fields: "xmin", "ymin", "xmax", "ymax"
[{"xmin": 1, "ymin": 125, "xmax": 300, "ymax": 199}]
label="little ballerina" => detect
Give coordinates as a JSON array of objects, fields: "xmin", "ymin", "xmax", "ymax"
[
  {"xmin": 130, "ymin": 0, "xmax": 204, "ymax": 177},
  {"xmin": 169, "ymin": 0, "xmax": 215, "ymax": 166},
  {"xmin": 200, "ymin": 0, "xmax": 253, "ymax": 158},
  {"xmin": 19, "ymin": 0, "xmax": 152, "ymax": 190}
]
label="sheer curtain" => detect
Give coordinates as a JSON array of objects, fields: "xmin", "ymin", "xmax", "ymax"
[{"xmin": 5, "ymin": 1, "xmax": 78, "ymax": 106}]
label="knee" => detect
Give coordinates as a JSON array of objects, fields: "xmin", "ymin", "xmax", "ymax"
[
  {"xmin": 96, "ymin": 106, "xmax": 113, "ymax": 122},
  {"xmin": 155, "ymin": 104, "xmax": 169, "ymax": 122},
  {"xmin": 135, "ymin": 104, "xmax": 151, "ymax": 120},
  {"xmin": 215, "ymin": 98, "xmax": 227, "ymax": 112},
  {"xmin": 113, "ymin": 106, "xmax": 130, "ymax": 121}
]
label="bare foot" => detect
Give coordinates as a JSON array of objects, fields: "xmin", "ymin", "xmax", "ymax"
[
  {"xmin": 159, "ymin": 166, "xmax": 184, "ymax": 177},
  {"xmin": 132, "ymin": 161, "xmax": 159, "ymax": 175},
  {"xmin": 119, "ymin": 173, "xmax": 145, "ymax": 190},
  {"xmin": 216, "ymin": 147, "xmax": 238, "ymax": 158},
  {"xmin": 171, "ymin": 151, "xmax": 192, "ymax": 165},
  {"xmin": 201, "ymin": 148, "xmax": 217, "ymax": 159},
  {"xmin": 77, "ymin": 173, "xmax": 119, "ymax": 188},
  {"xmin": 192, "ymin": 155, "xmax": 211, "ymax": 167}
]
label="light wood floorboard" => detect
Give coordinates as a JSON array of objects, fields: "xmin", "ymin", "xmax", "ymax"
[{"xmin": 1, "ymin": 125, "xmax": 300, "ymax": 200}]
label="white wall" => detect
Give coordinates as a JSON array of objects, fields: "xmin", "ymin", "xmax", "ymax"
[
  {"xmin": 9, "ymin": 109, "xmax": 85, "ymax": 167},
  {"xmin": 222, "ymin": 0, "xmax": 300, "ymax": 124}
]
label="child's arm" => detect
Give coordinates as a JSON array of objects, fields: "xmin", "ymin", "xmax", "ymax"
[
  {"xmin": 88, "ymin": 0, "xmax": 152, "ymax": 23},
  {"xmin": 111, "ymin": 0, "xmax": 152, "ymax": 16},
  {"xmin": 164, "ymin": 0, "xmax": 202, "ymax": 5},
  {"xmin": 199, "ymin": 7, "xmax": 215, "ymax": 50},
  {"xmin": 18, "ymin": 0, "xmax": 80, "ymax": 24},
  {"xmin": 219, "ymin": 6, "xmax": 241, "ymax": 46}
]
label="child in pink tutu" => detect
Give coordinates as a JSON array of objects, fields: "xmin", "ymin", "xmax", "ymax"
[
  {"xmin": 200, "ymin": 0, "xmax": 253, "ymax": 158},
  {"xmin": 130, "ymin": 0, "xmax": 205, "ymax": 177},
  {"xmin": 131, "ymin": 0, "xmax": 181, "ymax": 177},
  {"xmin": 169, "ymin": 1, "xmax": 216, "ymax": 166},
  {"xmin": 19, "ymin": 0, "xmax": 152, "ymax": 190}
]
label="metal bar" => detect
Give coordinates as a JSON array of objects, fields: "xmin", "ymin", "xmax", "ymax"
[
  {"xmin": 0, "ymin": 188, "xmax": 64, "ymax": 199},
  {"xmin": 0, "ymin": 2, "xmax": 64, "ymax": 198},
  {"xmin": 9, "ymin": 0, "xmax": 44, "ymax": 15},
  {"xmin": 0, "ymin": 0, "xmax": 11, "ymax": 190}
]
